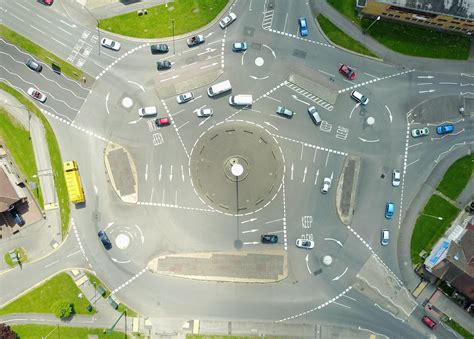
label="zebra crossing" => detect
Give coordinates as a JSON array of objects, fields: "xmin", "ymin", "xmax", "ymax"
[
  {"xmin": 286, "ymin": 83, "xmax": 334, "ymax": 111},
  {"xmin": 262, "ymin": 10, "xmax": 274, "ymax": 30}
]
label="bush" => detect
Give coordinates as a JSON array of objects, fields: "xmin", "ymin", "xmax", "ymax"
[{"xmin": 52, "ymin": 301, "xmax": 73, "ymax": 319}]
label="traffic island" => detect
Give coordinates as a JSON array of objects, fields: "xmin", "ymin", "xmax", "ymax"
[{"xmin": 336, "ymin": 155, "xmax": 361, "ymax": 225}]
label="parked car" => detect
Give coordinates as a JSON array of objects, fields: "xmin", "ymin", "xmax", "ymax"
[
  {"xmin": 138, "ymin": 106, "xmax": 157, "ymax": 117},
  {"xmin": 381, "ymin": 229, "xmax": 389, "ymax": 246},
  {"xmin": 296, "ymin": 239, "xmax": 315, "ymax": 249},
  {"xmin": 421, "ymin": 315, "xmax": 437, "ymax": 329},
  {"xmin": 9, "ymin": 207, "xmax": 25, "ymax": 226},
  {"xmin": 25, "ymin": 58, "xmax": 42, "ymax": 72},
  {"xmin": 392, "ymin": 169, "xmax": 401, "ymax": 187},
  {"xmin": 98, "ymin": 230, "xmax": 112, "ymax": 250},
  {"xmin": 308, "ymin": 106, "xmax": 322, "ymax": 125},
  {"xmin": 176, "ymin": 92, "xmax": 194, "ymax": 104},
  {"xmin": 298, "ymin": 17, "xmax": 308, "ymax": 36},
  {"xmin": 157, "ymin": 60, "xmax": 171, "ymax": 70},
  {"xmin": 100, "ymin": 38, "xmax": 121, "ymax": 51},
  {"xmin": 27, "ymin": 87, "xmax": 47, "ymax": 103},
  {"xmin": 194, "ymin": 107, "xmax": 213, "ymax": 117},
  {"xmin": 232, "ymin": 42, "xmax": 247, "ymax": 52},
  {"xmin": 276, "ymin": 106, "xmax": 294, "ymax": 118},
  {"xmin": 41, "ymin": 0, "xmax": 53, "ymax": 5},
  {"xmin": 411, "ymin": 127, "xmax": 429, "ymax": 138},
  {"xmin": 436, "ymin": 124, "xmax": 454, "ymax": 135},
  {"xmin": 187, "ymin": 35, "xmax": 205, "ymax": 47},
  {"xmin": 150, "ymin": 44, "xmax": 169, "ymax": 54},
  {"xmin": 155, "ymin": 117, "xmax": 171, "ymax": 127},
  {"xmin": 219, "ymin": 12, "xmax": 237, "ymax": 28},
  {"xmin": 385, "ymin": 202, "xmax": 394, "ymax": 219},
  {"xmin": 106, "ymin": 296, "xmax": 118, "ymax": 309},
  {"xmin": 321, "ymin": 177, "xmax": 332, "ymax": 194},
  {"xmin": 339, "ymin": 64, "xmax": 356, "ymax": 80},
  {"xmin": 261, "ymin": 234, "xmax": 278, "ymax": 244},
  {"xmin": 350, "ymin": 90, "xmax": 369, "ymax": 105}
]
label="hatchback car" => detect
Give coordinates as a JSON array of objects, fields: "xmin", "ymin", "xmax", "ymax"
[
  {"xmin": 27, "ymin": 87, "xmax": 47, "ymax": 103},
  {"xmin": 176, "ymin": 92, "xmax": 194, "ymax": 104},
  {"xmin": 321, "ymin": 177, "xmax": 332, "ymax": 194},
  {"xmin": 411, "ymin": 127, "xmax": 429, "ymax": 138},
  {"xmin": 98, "ymin": 230, "xmax": 112, "ymax": 250},
  {"xmin": 41, "ymin": 0, "xmax": 53, "ymax": 5},
  {"xmin": 232, "ymin": 42, "xmax": 247, "ymax": 52},
  {"xmin": 350, "ymin": 90, "xmax": 369, "ymax": 105},
  {"xmin": 150, "ymin": 44, "xmax": 169, "ymax": 54},
  {"xmin": 101, "ymin": 38, "xmax": 121, "ymax": 51},
  {"xmin": 261, "ymin": 234, "xmax": 278, "ymax": 244},
  {"xmin": 155, "ymin": 117, "xmax": 171, "ymax": 127},
  {"xmin": 385, "ymin": 202, "xmax": 394, "ymax": 219},
  {"xmin": 187, "ymin": 35, "xmax": 205, "ymax": 47},
  {"xmin": 25, "ymin": 58, "xmax": 42, "ymax": 72},
  {"xmin": 392, "ymin": 169, "xmax": 401, "ymax": 187},
  {"xmin": 276, "ymin": 106, "xmax": 294, "ymax": 118},
  {"xmin": 421, "ymin": 315, "xmax": 437, "ymax": 329},
  {"xmin": 194, "ymin": 107, "xmax": 213, "ymax": 117},
  {"xmin": 298, "ymin": 17, "xmax": 308, "ymax": 36},
  {"xmin": 296, "ymin": 239, "xmax": 315, "ymax": 249},
  {"xmin": 308, "ymin": 106, "xmax": 322, "ymax": 125},
  {"xmin": 339, "ymin": 64, "xmax": 356, "ymax": 80},
  {"xmin": 157, "ymin": 60, "xmax": 171, "ymax": 70},
  {"xmin": 381, "ymin": 229, "xmax": 390, "ymax": 246},
  {"xmin": 436, "ymin": 124, "xmax": 454, "ymax": 135},
  {"xmin": 219, "ymin": 12, "xmax": 237, "ymax": 28}
]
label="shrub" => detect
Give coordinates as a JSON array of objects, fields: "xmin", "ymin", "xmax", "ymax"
[{"xmin": 52, "ymin": 301, "xmax": 73, "ymax": 319}]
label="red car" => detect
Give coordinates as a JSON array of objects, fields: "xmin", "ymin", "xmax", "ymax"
[
  {"xmin": 422, "ymin": 316, "xmax": 437, "ymax": 329},
  {"xmin": 155, "ymin": 117, "xmax": 171, "ymax": 127},
  {"xmin": 339, "ymin": 64, "xmax": 356, "ymax": 80},
  {"xmin": 41, "ymin": 0, "xmax": 54, "ymax": 5}
]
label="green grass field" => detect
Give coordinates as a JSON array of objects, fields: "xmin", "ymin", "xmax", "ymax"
[
  {"xmin": 437, "ymin": 154, "xmax": 473, "ymax": 200},
  {"xmin": 100, "ymin": 0, "xmax": 228, "ymax": 38},
  {"xmin": 410, "ymin": 195, "xmax": 460, "ymax": 265},
  {"xmin": 317, "ymin": 15, "xmax": 377, "ymax": 58},
  {"xmin": 0, "ymin": 83, "xmax": 70, "ymax": 238},
  {"xmin": 0, "ymin": 272, "xmax": 94, "ymax": 316},
  {"xmin": 0, "ymin": 108, "xmax": 43, "ymax": 207},
  {"xmin": 327, "ymin": 0, "xmax": 361, "ymax": 25},
  {"xmin": 443, "ymin": 319, "xmax": 474, "ymax": 339},
  {"xmin": 12, "ymin": 324, "xmax": 127, "ymax": 339}
]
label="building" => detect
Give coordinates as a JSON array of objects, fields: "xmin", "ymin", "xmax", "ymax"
[{"xmin": 359, "ymin": 0, "xmax": 474, "ymax": 35}]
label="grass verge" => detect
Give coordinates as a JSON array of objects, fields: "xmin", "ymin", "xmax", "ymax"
[
  {"xmin": 316, "ymin": 15, "xmax": 377, "ymax": 58},
  {"xmin": 12, "ymin": 324, "xmax": 128, "ymax": 338},
  {"xmin": 0, "ymin": 83, "xmax": 70, "ymax": 239},
  {"xmin": 0, "ymin": 272, "xmax": 94, "ymax": 315},
  {"xmin": 187, "ymin": 336, "xmax": 273, "ymax": 339},
  {"xmin": 443, "ymin": 319, "xmax": 474, "ymax": 339},
  {"xmin": 99, "ymin": 0, "xmax": 228, "ymax": 38},
  {"xmin": 86, "ymin": 273, "xmax": 138, "ymax": 317},
  {"xmin": 437, "ymin": 154, "xmax": 473, "ymax": 201},
  {"xmin": 0, "ymin": 24, "xmax": 84, "ymax": 81},
  {"xmin": 0, "ymin": 108, "xmax": 43, "ymax": 207},
  {"xmin": 3, "ymin": 247, "xmax": 28, "ymax": 267},
  {"xmin": 410, "ymin": 195, "xmax": 460, "ymax": 265},
  {"xmin": 326, "ymin": 0, "xmax": 470, "ymax": 60}
]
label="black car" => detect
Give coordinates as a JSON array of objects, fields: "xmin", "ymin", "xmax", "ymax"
[
  {"xmin": 150, "ymin": 44, "xmax": 169, "ymax": 54},
  {"xmin": 157, "ymin": 60, "xmax": 172, "ymax": 70},
  {"xmin": 98, "ymin": 230, "xmax": 112, "ymax": 250},
  {"xmin": 261, "ymin": 234, "xmax": 278, "ymax": 244},
  {"xmin": 9, "ymin": 207, "xmax": 25, "ymax": 226},
  {"xmin": 25, "ymin": 58, "xmax": 43, "ymax": 72}
]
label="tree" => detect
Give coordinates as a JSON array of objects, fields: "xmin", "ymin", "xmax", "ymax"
[
  {"xmin": 0, "ymin": 323, "xmax": 17, "ymax": 339},
  {"xmin": 52, "ymin": 300, "xmax": 73, "ymax": 319}
]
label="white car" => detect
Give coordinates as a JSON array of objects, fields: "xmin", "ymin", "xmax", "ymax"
[
  {"xmin": 176, "ymin": 92, "xmax": 194, "ymax": 104},
  {"xmin": 27, "ymin": 87, "xmax": 47, "ymax": 103},
  {"xmin": 350, "ymin": 90, "xmax": 369, "ymax": 105},
  {"xmin": 194, "ymin": 107, "xmax": 213, "ymax": 117},
  {"xmin": 101, "ymin": 38, "xmax": 121, "ymax": 51},
  {"xmin": 296, "ymin": 239, "xmax": 315, "ymax": 249},
  {"xmin": 411, "ymin": 127, "xmax": 429, "ymax": 138},
  {"xmin": 321, "ymin": 177, "xmax": 332, "ymax": 194},
  {"xmin": 392, "ymin": 169, "xmax": 401, "ymax": 187},
  {"xmin": 219, "ymin": 12, "xmax": 237, "ymax": 28}
]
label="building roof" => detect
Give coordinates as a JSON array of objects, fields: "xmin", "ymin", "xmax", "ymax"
[
  {"xmin": 0, "ymin": 166, "xmax": 19, "ymax": 213},
  {"xmin": 372, "ymin": 0, "xmax": 474, "ymax": 20}
]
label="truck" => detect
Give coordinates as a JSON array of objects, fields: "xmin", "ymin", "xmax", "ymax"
[{"xmin": 63, "ymin": 160, "xmax": 85, "ymax": 204}]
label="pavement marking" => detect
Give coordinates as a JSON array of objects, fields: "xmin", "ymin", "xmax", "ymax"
[
  {"xmin": 96, "ymin": 42, "xmax": 149, "ymax": 80},
  {"xmin": 137, "ymin": 201, "xmax": 215, "ymax": 212},
  {"xmin": 265, "ymin": 218, "xmax": 284, "ymax": 224},
  {"xmin": 358, "ymin": 326, "xmax": 389, "ymax": 339},
  {"xmin": 374, "ymin": 303, "xmax": 406, "ymax": 322},
  {"xmin": 71, "ymin": 218, "xmax": 92, "ymax": 268},
  {"xmin": 406, "ymin": 158, "xmax": 420, "ymax": 167},
  {"xmin": 111, "ymin": 268, "xmax": 147, "ymax": 295},
  {"xmin": 338, "ymin": 69, "xmax": 415, "ymax": 94},
  {"xmin": 261, "ymin": 10, "xmax": 274, "ymax": 30},
  {"xmin": 332, "ymin": 301, "xmax": 351, "ymax": 309},
  {"xmin": 434, "ymin": 142, "xmax": 466, "ymax": 163},
  {"xmin": 272, "ymin": 134, "xmax": 348, "ymax": 156},
  {"xmin": 281, "ymin": 180, "xmax": 288, "ymax": 251},
  {"xmin": 286, "ymin": 83, "xmax": 334, "ymax": 111},
  {"xmin": 161, "ymin": 99, "xmax": 190, "ymax": 159},
  {"xmin": 66, "ymin": 249, "xmax": 83, "ymax": 258},
  {"xmin": 44, "ymin": 260, "xmax": 59, "ymax": 268},
  {"xmin": 267, "ymin": 28, "xmax": 333, "ymax": 48}
]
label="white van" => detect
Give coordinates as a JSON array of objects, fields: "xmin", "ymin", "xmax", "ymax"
[
  {"xmin": 138, "ymin": 106, "xmax": 157, "ymax": 117},
  {"xmin": 207, "ymin": 80, "xmax": 231, "ymax": 97},
  {"xmin": 229, "ymin": 94, "xmax": 253, "ymax": 106}
]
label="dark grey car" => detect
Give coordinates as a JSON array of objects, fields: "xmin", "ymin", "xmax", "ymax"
[
  {"xmin": 157, "ymin": 60, "xmax": 172, "ymax": 70},
  {"xmin": 25, "ymin": 58, "xmax": 42, "ymax": 72},
  {"xmin": 150, "ymin": 44, "xmax": 169, "ymax": 54}
]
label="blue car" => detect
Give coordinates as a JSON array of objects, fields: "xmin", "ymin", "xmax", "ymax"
[
  {"xmin": 436, "ymin": 124, "xmax": 454, "ymax": 135},
  {"xmin": 232, "ymin": 42, "xmax": 247, "ymax": 52},
  {"xmin": 385, "ymin": 202, "xmax": 394, "ymax": 219},
  {"xmin": 298, "ymin": 17, "xmax": 308, "ymax": 37}
]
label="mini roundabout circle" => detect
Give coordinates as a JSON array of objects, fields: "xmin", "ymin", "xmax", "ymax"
[
  {"xmin": 240, "ymin": 44, "xmax": 277, "ymax": 80},
  {"xmin": 104, "ymin": 222, "xmax": 145, "ymax": 264}
]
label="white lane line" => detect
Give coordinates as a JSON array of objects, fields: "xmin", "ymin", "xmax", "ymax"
[
  {"xmin": 30, "ymin": 25, "xmax": 43, "ymax": 33},
  {"xmin": 51, "ymin": 37, "xmax": 66, "ymax": 47},
  {"xmin": 406, "ymin": 158, "xmax": 420, "ymax": 167},
  {"xmin": 127, "ymin": 80, "xmax": 145, "ymax": 92},
  {"xmin": 9, "ymin": 13, "xmax": 24, "ymax": 22},
  {"xmin": 36, "ymin": 14, "xmax": 51, "ymax": 23},
  {"xmin": 67, "ymin": 249, "xmax": 82, "ymax": 258},
  {"xmin": 439, "ymin": 82, "xmax": 457, "ymax": 85},
  {"xmin": 16, "ymin": 3, "xmax": 31, "ymax": 11},
  {"xmin": 283, "ymin": 13, "xmax": 288, "ymax": 32},
  {"xmin": 417, "ymin": 83, "xmax": 433, "ymax": 85},
  {"xmin": 264, "ymin": 121, "xmax": 278, "ymax": 130},
  {"xmin": 407, "ymin": 142, "xmax": 422, "ymax": 148},
  {"xmin": 332, "ymin": 301, "xmax": 351, "ymax": 309},
  {"xmin": 176, "ymin": 120, "xmax": 190, "ymax": 131},
  {"xmin": 318, "ymin": 69, "xmax": 335, "ymax": 77},
  {"xmin": 181, "ymin": 61, "xmax": 198, "ymax": 68},
  {"xmin": 241, "ymin": 218, "xmax": 257, "ymax": 224},
  {"xmin": 59, "ymin": 19, "xmax": 76, "ymax": 28},
  {"xmin": 264, "ymin": 95, "xmax": 281, "ymax": 103},
  {"xmin": 44, "ymin": 260, "xmax": 59, "ymax": 268},
  {"xmin": 363, "ymin": 73, "xmax": 379, "ymax": 79},
  {"xmin": 265, "ymin": 218, "xmax": 283, "ymax": 224},
  {"xmin": 57, "ymin": 26, "xmax": 73, "ymax": 36},
  {"xmin": 242, "ymin": 229, "xmax": 258, "ymax": 234}
]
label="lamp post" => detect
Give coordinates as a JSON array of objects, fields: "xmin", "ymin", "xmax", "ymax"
[
  {"xmin": 422, "ymin": 214, "xmax": 443, "ymax": 220},
  {"xmin": 172, "ymin": 19, "xmax": 175, "ymax": 55},
  {"xmin": 365, "ymin": 15, "xmax": 381, "ymax": 33},
  {"xmin": 84, "ymin": 6, "xmax": 101, "ymax": 55}
]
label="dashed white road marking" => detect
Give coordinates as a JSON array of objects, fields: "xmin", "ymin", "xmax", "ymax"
[{"xmin": 339, "ymin": 69, "xmax": 415, "ymax": 94}]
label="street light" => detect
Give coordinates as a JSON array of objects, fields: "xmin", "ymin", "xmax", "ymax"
[
  {"xmin": 421, "ymin": 214, "xmax": 443, "ymax": 220},
  {"xmin": 84, "ymin": 6, "xmax": 101, "ymax": 55},
  {"xmin": 365, "ymin": 15, "xmax": 381, "ymax": 33},
  {"xmin": 171, "ymin": 19, "xmax": 175, "ymax": 55}
]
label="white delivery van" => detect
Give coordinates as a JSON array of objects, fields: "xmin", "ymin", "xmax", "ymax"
[
  {"xmin": 138, "ymin": 106, "xmax": 157, "ymax": 117},
  {"xmin": 229, "ymin": 94, "xmax": 253, "ymax": 106},
  {"xmin": 207, "ymin": 80, "xmax": 232, "ymax": 97}
]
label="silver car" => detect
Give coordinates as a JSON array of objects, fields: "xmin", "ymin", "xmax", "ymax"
[
  {"xmin": 176, "ymin": 92, "xmax": 194, "ymax": 104},
  {"xmin": 411, "ymin": 127, "xmax": 429, "ymax": 138},
  {"xmin": 101, "ymin": 38, "xmax": 121, "ymax": 51},
  {"xmin": 276, "ymin": 106, "xmax": 294, "ymax": 118},
  {"xmin": 296, "ymin": 239, "xmax": 315, "ymax": 249},
  {"xmin": 321, "ymin": 177, "xmax": 332, "ymax": 194},
  {"xmin": 194, "ymin": 107, "xmax": 213, "ymax": 117},
  {"xmin": 381, "ymin": 230, "xmax": 389, "ymax": 246},
  {"xmin": 392, "ymin": 169, "xmax": 401, "ymax": 187},
  {"xmin": 219, "ymin": 12, "xmax": 237, "ymax": 28}
]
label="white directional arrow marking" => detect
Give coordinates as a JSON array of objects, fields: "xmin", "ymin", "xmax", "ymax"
[
  {"xmin": 291, "ymin": 94, "xmax": 310, "ymax": 105},
  {"xmin": 324, "ymin": 237, "xmax": 343, "ymax": 247},
  {"xmin": 145, "ymin": 164, "xmax": 148, "ymax": 181},
  {"xmin": 242, "ymin": 229, "xmax": 258, "ymax": 234},
  {"xmin": 332, "ymin": 267, "xmax": 348, "ymax": 281},
  {"xmin": 305, "ymin": 254, "xmax": 312, "ymax": 274},
  {"xmin": 158, "ymin": 165, "xmax": 162, "ymax": 181},
  {"xmin": 419, "ymin": 89, "xmax": 435, "ymax": 94},
  {"xmin": 241, "ymin": 218, "xmax": 258, "ymax": 224},
  {"xmin": 302, "ymin": 166, "xmax": 307, "ymax": 183},
  {"xmin": 291, "ymin": 163, "xmax": 294, "ymax": 180},
  {"xmin": 181, "ymin": 165, "xmax": 185, "ymax": 182},
  {"xmin": 349, "ymin": 103, "xmax": 360, "ymax": 119},
  {"xmin": 169, "ymin": 165, "xmax": 173, "ymax": 182},
  {"xmin": 417, "ymin": 75, "xmax": 434, "ymax": 79},
  {"xmin": 384, "ymin": 105, "xmax": 393, "ymax": 123},
  {"xmin": 314, "ymin": 169, "xmax": 319, "ymax": 185}
]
